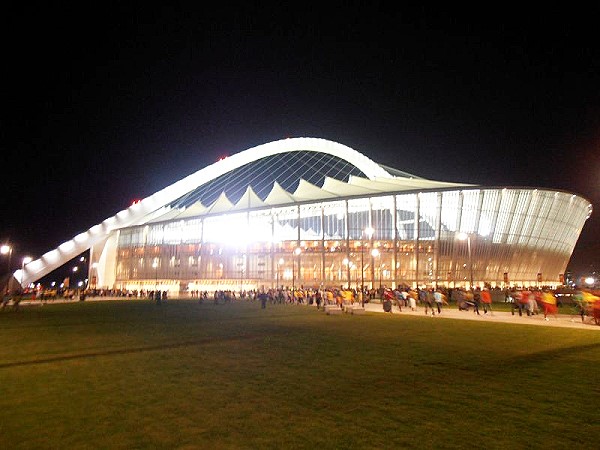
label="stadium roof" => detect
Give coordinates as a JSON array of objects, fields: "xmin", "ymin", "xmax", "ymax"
[{"xmin": 18, "ymin": 137, "xmax": 473, "ymax": 285}]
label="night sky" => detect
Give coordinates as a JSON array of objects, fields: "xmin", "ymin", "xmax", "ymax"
[{"xmin": 2, "ymin": 5, "xmax": 599, "ymax": 280}]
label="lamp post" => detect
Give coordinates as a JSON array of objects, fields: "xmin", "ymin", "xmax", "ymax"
[
  {"xmin": 457, "ymin": 233, "xmax": 473, "ymax": 289},
  {"xmin": 1, "ymin": 244, "xmax": 12, "ymax": 273},
  {"xmin": 360, "ymin": 243, "xmax": 364, "ymax": 291},
  {"xmin": 152, "ymin": 259, "xmax": 158, "ymax": 293},
  {"xmin": 363, "ymin": 227, "xmax": 374, "ymax": 291},
  {"xmin": 239, "ymin": 253, "xmax": 246, "ymax": 296},
  {"xmin": 292, "ymin": 247, "xmax": 301, "ymax": 296},
  {"xmin": 371, "ymin": 248, "xmax": 381, "ymax": 292},
  {"xmin": 343, "ymin": 257, "xmax": 350, "ymax": 289},
  {"xmin": 1, "ymin": 244, "xmax": 12, "ymax": 294},
  {"xmin": 277, "ymin": 258, "xmax": 284, "ymax": 289}
]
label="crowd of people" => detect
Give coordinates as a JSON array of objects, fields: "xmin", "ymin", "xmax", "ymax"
[
  {"xmin": 188, "ymin": 285, "xmax": 556, "ymax": 319},
  {"xmin": 193, "ymin": 285, "xmax": 598, "ymax": 323},
  {"xmin": 4, "ymin": 282, "xmax": 599, "ymax": 323}
]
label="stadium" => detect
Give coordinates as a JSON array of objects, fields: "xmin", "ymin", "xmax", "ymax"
[{"xmin": 18, "ymin": 137, "xmax": 592, "ymax": 295}]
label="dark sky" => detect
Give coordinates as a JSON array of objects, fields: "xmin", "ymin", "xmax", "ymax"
[{"xmin": 2, "ymin": 5, "xmax": 599, "ymax": 278}]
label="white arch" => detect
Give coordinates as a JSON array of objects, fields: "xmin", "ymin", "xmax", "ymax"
[
  {"xmin": 19, "ymin": 137, "xmax": 393, "ymax": 286},
  {"xmin": 216, "ymin": 137, "xmax": 391, "ymax": 181}
]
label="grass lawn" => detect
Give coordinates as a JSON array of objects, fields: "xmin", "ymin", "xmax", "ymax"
[{"xmin": 0, "ymin": 299, "xmax": 598, "ymax": 449}]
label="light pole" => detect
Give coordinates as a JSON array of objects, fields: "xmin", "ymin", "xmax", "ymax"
[
  {"xmin": 1, "ymin": 244, "xmax": 12, "ymax": 294},
  {"xmin": 343, "ymin": 257, "xmax": 351, "ymax": 289},
  {"xmin": 292, "ymin": 247, "xmax": 301, "ymax": 297},
  {"xmin": 360, "ymin": 243, "xmax": 364, "ymax": 291},
  {"xmin": 277, "ymin": 258, "xmax": 284, "ymax": 289},
  {"xmin": 363, "ymin": 227, "xmax": 374, "ymax": 291},
  {"xmin": 1, "ymin": 244, "xmax": 12, "ymax": 272},
  {"xmin": 239, "ymin": 253, "xmax": 246, "ymax": 296},
  {"xmin": 457, "ymin": 232, "xmax": 473, "ymax": 289},
  {"xmin": 371, "ymin": 248, "xmax": 381, "ymax": 292},
  {"xmin": 152, "ymin": 259, "xmax": 158, "ymax": 293}
]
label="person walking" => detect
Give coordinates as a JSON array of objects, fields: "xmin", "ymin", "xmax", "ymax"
[
  {"xmin": 259, "ymin": 290, "xmax": 268, "ymax": 309},
  {"xmin": 472, "ymin": 288, "xmax": 481, "ymax": 315},
  {"xmin": 481, "ymin": 288, "xmax": 493, "ymax": 315},
  {"xmin": 541, "ymin": 290, "xmax": 558, "ymax": 320},
  {"xmin": 434, "ymin": 289, "xmax": 443, "ymax": 314},
  {"xmin": 408, "ymin": 289, "xmax": 417, "ymax": 311},
  {"xmin": 512, "ymin": 290, "xmax": 526, "ymax": 316},
  {"xmin": 420, "ymin": 288, "xmax": 435, "ymax": 316}
]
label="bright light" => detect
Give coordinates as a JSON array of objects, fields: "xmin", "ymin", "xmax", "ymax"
[
  {"xmin": 457, "ymin": 232, "xmax": 468, "ymax": 241},
  {"xmin": 585, "ymin": 277, "xmax": 595, "ymax": 286},
  {"xmin": 278, "ymin": 258, "xmax": 284, "ymax": 265},
  {"xmin": 1, "ymin": 245, "xmax": 11, "ymax": 255},
  {"xmin": 294, "ymin": 247, "xmax": 302, "ymax": 256},
  {"xmin": 478, "ymin": 219, "xmax": 491, "ymax": 237},
  {"xmin": 203, "ymin": 214, "xmax": 272, "ymax": 245},
  {"xmin": 371, "ymin": 248, "xmax": 380, "ymax": 257},
  {"xmin": 364, "ymin": 227, "xmax": 375, "ymax": 239}
]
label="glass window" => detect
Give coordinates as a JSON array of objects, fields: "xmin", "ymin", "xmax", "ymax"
[{"xmin": 322, "ymin": 201, "xmax": 346, "ymax": 240}]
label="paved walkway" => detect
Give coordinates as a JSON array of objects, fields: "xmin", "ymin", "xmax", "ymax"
[
  {"xmin": 360, "ymin": 301, "xmax": 600, "ymax": 330},
  {"xmin": 14, "ymin": 296, "xmax": 600, "ymax": 331}
]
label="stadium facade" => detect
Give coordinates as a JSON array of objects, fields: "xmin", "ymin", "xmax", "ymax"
[{"xmin": 19, "ymin": 138, "xmax": 592, "ymax": 294}]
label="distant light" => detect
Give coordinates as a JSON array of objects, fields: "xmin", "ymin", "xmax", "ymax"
[{"xmin": 585, "ymin": 277, "xmax": 595, "ymax": 286}]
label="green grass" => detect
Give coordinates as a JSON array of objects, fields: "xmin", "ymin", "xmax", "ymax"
[{"xmin": 0, "ymin": 300, "xmax": 598, "ymax": 449}]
